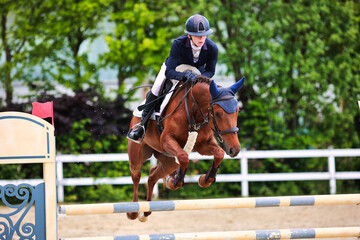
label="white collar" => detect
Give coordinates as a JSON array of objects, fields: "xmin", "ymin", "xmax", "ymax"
[{"xmin": 190, "ymin": 40, "xmax": 202, "ymax": 51}]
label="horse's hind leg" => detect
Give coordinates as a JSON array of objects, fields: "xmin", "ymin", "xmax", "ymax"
[
  {"xmin": 127, "ymin": 171, "xmax": 141, "ymax": 220},
  {"xmin": 127, "ymin": 140, "xmax": 153, "ymax": 220}
]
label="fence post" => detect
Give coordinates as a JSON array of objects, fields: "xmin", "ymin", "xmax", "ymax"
[
  {"xmin": 56, "ymin": 158, "xmax": 64, "ymax": 202},
  {"xmin": 241, "ymin": 148, "xmax": 249, "ymax": 197},
  {"xmin": 150, "ymin": 156, "xmax": 159, "ymax": 199},
  {"xmin": 328, "ymin": 146, "xmax": 336, "ymax": 194}
]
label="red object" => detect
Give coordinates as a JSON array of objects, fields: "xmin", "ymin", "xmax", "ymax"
[{"xmin": 32, "ymin": 101, "xmax": 54, "ymax": 127}]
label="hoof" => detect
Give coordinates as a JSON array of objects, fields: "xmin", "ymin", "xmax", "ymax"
[
  {"xmin": 198, "ymin": 174, "xmax": 212, "ymax": 188},
  {"xmin": 164, "ymin": 176, "xmax": 180, "ymax": 190},
  {"xmin": 138, "ymin": 212, "xmax": 148, "ymax": 222},
  {"xmin": 127, "ymin": 212, "xmax": 138, "ymax": 220}
]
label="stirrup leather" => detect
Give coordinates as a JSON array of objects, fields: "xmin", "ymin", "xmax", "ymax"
[{"xmin": 127, "ymin": 123, "xmax": 146, "ymax": 144}]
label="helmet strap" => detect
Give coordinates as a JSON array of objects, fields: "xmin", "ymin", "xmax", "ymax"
[{"xmin": 189, "ymin": 36, "xmax": 200, "ymax": 47}]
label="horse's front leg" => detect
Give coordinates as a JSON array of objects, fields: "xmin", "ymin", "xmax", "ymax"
[
  {"xmin": 140, "ymin": 154, "xmax": 179, "ymax": 221},
  {"xmin": 161, "ymin": 134, "xmax": 189, "ymax": 190},
  {"xmin": 196, "ymin": 140, "xmax": 225, "ymax": 188}
]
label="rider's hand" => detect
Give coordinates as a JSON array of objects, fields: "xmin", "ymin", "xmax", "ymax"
[{"xmin": 183, "ymin": 70, "xmax": 198, "ymax": 83}]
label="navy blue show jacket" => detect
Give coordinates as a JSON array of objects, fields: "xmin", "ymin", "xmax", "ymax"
[{"xmin": 164, "ymin": 35, "xmax": 218, "ymax": 81}]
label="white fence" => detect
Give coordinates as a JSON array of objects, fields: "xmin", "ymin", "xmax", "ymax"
[{"xmin": 1, "ymin": 148, "xmax": 359, "ymax": 202}]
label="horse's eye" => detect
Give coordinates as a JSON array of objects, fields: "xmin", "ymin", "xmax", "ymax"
[{"xmin": 215, "ymin": 112, "xmax": 221, "ymax": 118}]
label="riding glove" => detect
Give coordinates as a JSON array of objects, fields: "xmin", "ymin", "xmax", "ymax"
[{"xmin": 183, "ymin": 70, "xmax": 198, "ymax": 83}]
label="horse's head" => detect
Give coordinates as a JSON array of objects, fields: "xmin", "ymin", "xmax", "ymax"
[{"xmin": 209, "ymin": 77, "xmax": 245, "ymax": 157}]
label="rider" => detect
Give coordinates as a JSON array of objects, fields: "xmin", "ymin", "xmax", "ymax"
[{"xmin": 128, "ymin": 14, "xmax": 219, "ymax": 142}]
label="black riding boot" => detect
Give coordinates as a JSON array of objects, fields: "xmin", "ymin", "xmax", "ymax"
[{"xmin": 127, "ymin": 92, "xmax": 158, "ymax": 142}]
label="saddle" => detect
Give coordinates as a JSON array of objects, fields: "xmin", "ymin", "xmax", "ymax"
[
  {"xmin": 132, "ymin": 78, "xmax": 178, "ymax": 135},
  {"xmin": 155, "ymin": 78, "xmax": 176, "ymax": 135}
]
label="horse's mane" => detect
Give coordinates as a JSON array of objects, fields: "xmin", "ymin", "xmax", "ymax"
[
  {"xmin": 196, "ymin": 76, "xmax": 222, "ymax": 88},
  {"xmin": 196, "ymin": 76, "xmax": 211, "ymax": 84}
]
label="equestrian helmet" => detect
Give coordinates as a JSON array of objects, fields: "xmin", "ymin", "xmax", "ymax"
[{"xmin": 185, "ymin": 14, "xmax": 213, "ymax": 36}]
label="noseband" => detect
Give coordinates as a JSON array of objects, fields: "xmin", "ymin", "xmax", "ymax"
[
  {"xmin": 185, "ymin": 84, "xmax": 239, "ymax": 143},
  {"xmin": 209, "ymin": 95, "xmax": 239, "ymax": 143}
]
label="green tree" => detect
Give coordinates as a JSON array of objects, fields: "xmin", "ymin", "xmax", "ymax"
[
  {"xmin": 100, "ymin": 0, "xmax": 186, "ymax": 98},
  {"xmin": 0, "ymin": 0, "xmax": 110, "ymax": 106},
  {"xmin": 270, "ymin": 0, "xmax": 360, "ymax": 149},
  {"xmin": 0, "ymin": 0, "xmax": 46, "ymax": 106},
  {"xmin": 202, "ymin": 0, "xmax": 360, "ymax": 149},
  {"xmin": 35, "ymin": 0, "xmax": 109, "ymax": 93}
]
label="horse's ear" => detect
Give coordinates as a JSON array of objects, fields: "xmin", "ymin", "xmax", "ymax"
[
  {"xmin": 210, "ymin": 80, "xmax": 220, "ymax": 98},
  {"xmin": 230, "ymin": 77, "xmax": 245, "ymax": 94}
]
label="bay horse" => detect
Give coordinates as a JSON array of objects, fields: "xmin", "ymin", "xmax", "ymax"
[{"xmin": 127, "ymin": 65, "xmax": 245, "ymax": 221}]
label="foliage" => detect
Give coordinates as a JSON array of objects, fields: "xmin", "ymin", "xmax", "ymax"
[
  {"xmin": 100, "ymin": 0, "xmax": 186, "ymax": 99},
  {"xmin": 200, "ymin": 0, "xmax": 360, "ymax": 150},
  {"xmin": 31, "ymin": 87, "xmax": 133, "ymax": 154},
  {"xmin": 0, "ymin": 88, "xmax": 132, "ymax": 183},
  {"xmin": 0, "ymin": 0, "xmax": 359, "ymax": 202},
  {"xmin": 33, "ymin": 0, "xmax": 109, "ymax": 93},
  {"xmin": 0, "ymin": 0, "xmax": 48, "ymax": 106}
]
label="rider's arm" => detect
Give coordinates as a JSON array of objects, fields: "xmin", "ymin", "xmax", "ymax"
[
  {"xmin": 200, "ymin": 40, "xmax": 218, "ymax": 78},
  {"xmin": 165, "ymin": 37, "xmax": 219, "ymax": 80},
  {"xmin": 164, "ymin": 39, "xmax": 187, "ymax": 81}
]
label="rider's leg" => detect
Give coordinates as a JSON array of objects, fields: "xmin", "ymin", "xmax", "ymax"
[
  {"xmin": 128, "ymin": 63, "xmax": 166, "ymax": 142},
  {"xmin": 127, "ymin": 92, "xmax": 157, "ymax": 141},
  {"xmin": 151, "ymin": 63, "xmax": 166, "ymax": 96}
]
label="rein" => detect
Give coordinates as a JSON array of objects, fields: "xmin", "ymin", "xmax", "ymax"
[
  {"xmin": 160, "ymin": 82, "xmax": 192, "ymax": 122},
  {"xmin": 138, "ymin": 82, "xmax": 187, "ymax": 111},
  {"xmin": 185, "ymin": 84, "xmax": 209, "ymax": 131},
  {"xmin": 189, "ymin": 93, "xmax": 239, "ymax": 143}
]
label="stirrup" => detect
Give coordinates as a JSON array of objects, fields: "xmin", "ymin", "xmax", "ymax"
[{"xmin": 127, "ymin": 123, "xmax": 146, "ymax": 144}]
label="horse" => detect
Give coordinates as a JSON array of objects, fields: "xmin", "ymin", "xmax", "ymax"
[{"xmin": 127, "ymin": 65, "xmax": 245, "ymax": 222}]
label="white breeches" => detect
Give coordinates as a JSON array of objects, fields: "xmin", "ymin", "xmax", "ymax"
[{"xmin": 151, "ymin": 63, "xmax": 167, "ymax": 96}]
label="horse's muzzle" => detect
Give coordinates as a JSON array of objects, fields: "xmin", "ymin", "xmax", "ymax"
[{"xmin": 222, "ymin": 142, "xmax": 240, "ymax": 157}]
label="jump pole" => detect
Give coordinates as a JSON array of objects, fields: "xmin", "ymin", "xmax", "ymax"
[
  {"xmin": 60, "ymin": 227, "xmax": 360, "ymax": 240},
  {"xmin": 59, "ymin": 193, "xmax": 360, "ymax": 216}
]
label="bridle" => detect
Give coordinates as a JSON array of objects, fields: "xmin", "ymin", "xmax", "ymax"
[
  {"xmin": 208, "ymin": 95, "xmax": 239, "ymax": 143},
  {"xmin": 184, "ymin": 82, "xmax": 239, "ymax": 143}
]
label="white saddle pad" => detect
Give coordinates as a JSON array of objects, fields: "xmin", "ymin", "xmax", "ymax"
[{"xmin": 133, "ymin": 80, "xmax": 179, "ymax": 120}]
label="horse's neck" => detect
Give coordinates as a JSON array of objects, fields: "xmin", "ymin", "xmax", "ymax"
[
  {"xmin": 191, "ymin": 82, "xmax": 211, "ymax": 114},
  {"xmin": 164, "ymin": 82, "xmax": 210, "ymax": 122}
]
